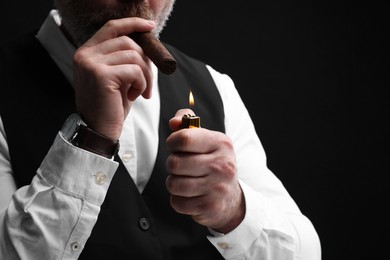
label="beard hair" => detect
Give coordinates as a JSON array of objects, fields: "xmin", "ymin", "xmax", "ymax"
[{"xmin": 54, "ymin": 0, "xmax": 175, "ymax": 47}]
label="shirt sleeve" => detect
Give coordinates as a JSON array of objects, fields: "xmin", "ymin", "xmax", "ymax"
[
  {"xmin": 206, "ymin": 65, "xmax": 322, "ymax": 260},
  {"xmin": 0, "ymin": 116, "xmax": 119, "ymax": 260}
]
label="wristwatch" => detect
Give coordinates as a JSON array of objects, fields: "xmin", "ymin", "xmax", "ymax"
[{"xmin": 62, "ymin": 114, "xmax": 120, "ymax": 159}]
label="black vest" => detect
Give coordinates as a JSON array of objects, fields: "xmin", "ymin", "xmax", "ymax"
[{"xmin": 0, "ymin": 33, "xmax": 226, "ymax": 259}]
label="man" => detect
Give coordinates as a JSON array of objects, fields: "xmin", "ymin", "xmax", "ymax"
[{"xmin": 0, "ymin": 0, "xmax": 321, "ymax": 259}]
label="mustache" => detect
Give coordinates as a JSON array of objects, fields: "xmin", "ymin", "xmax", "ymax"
[{"xmin": 81, "ymin": 1, "xmax": 152, "ymax": 32}]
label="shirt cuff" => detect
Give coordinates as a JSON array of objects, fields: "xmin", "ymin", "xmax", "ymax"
[
  {"xmin": 207, "ymin": 180, "xmax": 265, "ymax": 259},
  {"xmin": 37, "ymin": 132, "xmax": 119, "ymax": 205}
]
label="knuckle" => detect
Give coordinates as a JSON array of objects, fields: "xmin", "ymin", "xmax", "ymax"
[
  {"xmin": 219, "ymin": 134, "xmax": 234, "ymax": 150},
  {"xmin": 210, "ymin": 156, "xmax": 236, "ymax": 179},
  {"xmin": 180, "ymin": 131, "xmax": 194, "ymax": 147},
  {"xmin": 166, "ymin": 154, "xmax": 179, "ymax": 173},
  {"xmin": 117, "ymin": 36, "xmax": 133, "ymax": 48},
  {"xmin": 73, "ymin": 49, "xmax": 89, "ymax": 65},
  {"xmin": 212, "ymin": 182, "xmax": 229, "ymax": 197},
  {"xmin": 104, "ymin": 20, "xmax": 118, "ymax": 31},
  {"xmin": 132, "ymin": 63, "xmax": 144, "ymax": 75},
  {"xmin": 197, "ymin": 199, "xmax": 214, "ymax": 213}
]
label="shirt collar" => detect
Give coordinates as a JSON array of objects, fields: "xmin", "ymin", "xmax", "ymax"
[{"xmin": 35, "ymin": 9, "xmax": 75, "ymax": 85}]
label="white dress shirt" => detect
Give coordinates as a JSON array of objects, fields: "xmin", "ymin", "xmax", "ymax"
[{"xmin": 0, "ymin": 10, "xmax": 321, "ymax": 260}]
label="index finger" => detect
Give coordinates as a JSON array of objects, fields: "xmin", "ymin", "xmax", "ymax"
[{"xmin": 84, "ymin": 17, "xmax": 155, "ymax": 47}]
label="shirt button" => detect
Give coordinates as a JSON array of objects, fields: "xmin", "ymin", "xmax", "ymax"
[
  {"xmin": 122, "ymin": 152, "xmax": 133, "ymax": 162},
  {"xmin": 217, "ymin": 242, "xmax": 230, "ymax": 249},
  {"xmin": 95, "ymin": 172, "xmax": 106, "ymax": 185},
  {"xmin": 139, "ymin": 217, "xmax": 151, "ymax": 230},
  {"xmin": 70, "ymin": 242, "xmax": 81, "ymax": 251}
]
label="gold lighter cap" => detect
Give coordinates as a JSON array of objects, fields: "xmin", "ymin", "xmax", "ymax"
[{"xmin": 181, "ymin": 114, "xmax": 200, "ymax": 128}]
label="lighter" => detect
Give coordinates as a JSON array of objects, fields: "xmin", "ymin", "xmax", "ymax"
[{"xmin": 181, "ymin": 114, "xmax": 200, "ymax": 128}]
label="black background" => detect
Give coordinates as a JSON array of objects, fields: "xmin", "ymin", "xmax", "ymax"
[{"xmin": 1, "ymin": 1, "xmax": 388, "ymax": 259}]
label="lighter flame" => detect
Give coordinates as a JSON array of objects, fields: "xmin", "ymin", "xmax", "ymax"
[{"xmin": 189, "ymin": 91, "xmax": 195, "ymax": 107}]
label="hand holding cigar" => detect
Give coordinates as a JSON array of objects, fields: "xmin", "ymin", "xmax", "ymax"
[{"xmin": 129, "ymin": 32, "xmax": 177, "ymax": 75}]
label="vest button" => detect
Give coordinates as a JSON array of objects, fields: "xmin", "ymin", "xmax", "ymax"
[{"xmin": 139, "ymin": 217, "xmax": 151, "ymax": 230}]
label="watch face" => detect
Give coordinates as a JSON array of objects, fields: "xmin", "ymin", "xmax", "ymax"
[{"xmin": 60, "ymin": 113, "xmax": 84, "ymax": 141}]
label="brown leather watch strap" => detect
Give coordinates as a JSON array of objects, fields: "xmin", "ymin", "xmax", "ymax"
[{"xmin": 71, "ymin": 124, "xmax": 120, "ymax": 158}]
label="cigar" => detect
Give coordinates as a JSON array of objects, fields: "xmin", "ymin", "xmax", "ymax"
[
  {"xmin": 129, "ymin": 32, "xmax": 177, "ymax": 74},
  {"xmin": 181, "ymin": 114, "xmax": 201, "ymax": 128}
]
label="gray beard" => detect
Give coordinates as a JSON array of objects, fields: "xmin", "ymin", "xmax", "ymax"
[{"xmin": 54, "ymin": 0, "xmax": 175, "ymax": 47}]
